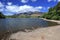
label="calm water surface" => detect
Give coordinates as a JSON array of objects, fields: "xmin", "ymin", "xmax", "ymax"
[{"xmin": 0, "ymin": 18, "xmax": 58, "ymax": 35}]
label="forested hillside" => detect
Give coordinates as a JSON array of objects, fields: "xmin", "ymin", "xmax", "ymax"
[
  {"xmin": 0, "ymin": 12, "xmax": 5, "ymax": 18},
  {"xmin": 42, "ymin": 2, "xmax": 60, "ymax": 20}
]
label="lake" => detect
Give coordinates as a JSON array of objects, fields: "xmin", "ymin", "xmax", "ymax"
[{"xmin": 0, "ymin": 18, "xmax": 59, "ymax": 39}]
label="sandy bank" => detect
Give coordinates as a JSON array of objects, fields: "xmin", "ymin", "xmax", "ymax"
[
  {"xmin": 6, "ymin": 25, "xmax": 60, "ymax": 40},
  {"xmin": 41, "ymin": 18, "xmax": 60, "ymax": 24}
]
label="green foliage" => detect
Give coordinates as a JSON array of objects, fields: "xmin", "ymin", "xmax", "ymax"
[
  {"xmin": 51, "ymin": 15, "xmax": 59, "ymax": 20},
  {"xmin": 0, "ymin": 12, "xmax": 5, "ymax": 18},
  {"xmin": 42, "ymin": 2, "xmax": 60, "ymax": 20},
  {"xmin": 41, "ymin": 13, "xmax": 52, "ymax": 19},
  {"xmin": 58, "ymin": 16, "xmax": 60, "ymax": 20}
]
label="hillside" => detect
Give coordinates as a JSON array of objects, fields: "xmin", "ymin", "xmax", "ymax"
[
  {"xmin": 42, "ymin": 2, "xmax": 60, "ymax": 20},
  {"xmin": 0, "ymin": 12, "xmax": 5, "ymax": 18}
]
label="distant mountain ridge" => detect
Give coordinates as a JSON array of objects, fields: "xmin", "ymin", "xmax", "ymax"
[
  {"xmin": 8, "ymin": 11, "xmax": 44, "ymax": 18},
  {"xmin": 13, "ymin": 11, "xmax": 44, "ymax": 16}
]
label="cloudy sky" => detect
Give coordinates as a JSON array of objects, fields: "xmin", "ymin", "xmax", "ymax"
[{"xmin": 0, "ymin": 0, "xmax": 60, "ymax": 15}]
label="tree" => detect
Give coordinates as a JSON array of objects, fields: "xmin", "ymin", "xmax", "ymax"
[
  {"xmin": 0, "ymin": 12, "xmax": 5, "ymax": 18},
  {"xmin": 42, "ymin": 2, "xmax": 60, "ymax": 20},
  {"xmin": 56, "ymin": 2, "xmax": 60, "ymax": 16}
]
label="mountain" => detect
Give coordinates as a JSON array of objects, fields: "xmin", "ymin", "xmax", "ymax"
[{"xmin": 9, "ymin": 11, "xmax": 44, "ymax": 18}]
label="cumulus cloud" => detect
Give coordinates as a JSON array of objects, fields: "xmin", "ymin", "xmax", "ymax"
[
  {"xmin": 58, "ymin": 0, "xmax": 60, "ymax": 2},
  {"xmin": 6, "ymin": 5, "xmax": 19, "ymax": 12},
  {"xmin": 48, "ymin": 0, "xmax": 52, "ymax": 2},
  {"xmin": 21, "ymin": 0, "xmax": 37, "ymax": 3},
  {"xmin": 0, "ymin": 2, "xmax": 50, "ymax": 15},
  {"xmin": 0, "ymin": 2, "xmax": 4, "ymax": 7},
  {"xmin": 0, "ymin": 2, "xmax": 4, "ymax": 12},
  {"xmin": 21, "ymin": 0, "xmax": 28, "ymax": 3},
  {"xmin": 7, "ymin": 2, "xmax": 12, "ymax": 5},
  {"xmin": 6, "ymin": 5, "xmax": 43, "ymax": 13},
  {"xmin": 36, "ymin": 6, "xmax": 43, "ymax": 9}
]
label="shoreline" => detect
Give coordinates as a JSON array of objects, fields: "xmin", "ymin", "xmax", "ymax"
[
  {"xmin": 5, "ymin": 18, "xmax": 60, "ymax": 40},
  {"xmin": 3, "ymin": 18, "xmax": 60, "ymax": 40},
  {"xmin": 40, "ymin": 18, "xmax": 60, "ymax": 24},
  {"xmin": 6, "ymin": 25, "xmax": 60, "ymax": 40}
]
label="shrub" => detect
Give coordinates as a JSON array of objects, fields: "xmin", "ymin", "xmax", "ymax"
[{"xmin": 51, "ymin": 15, "xmax": 59, "ymax": 20}]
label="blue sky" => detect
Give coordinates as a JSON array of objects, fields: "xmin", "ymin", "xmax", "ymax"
[{"xmin": 0, "ymin": 0, "xmax": 60, "ymax": 15}]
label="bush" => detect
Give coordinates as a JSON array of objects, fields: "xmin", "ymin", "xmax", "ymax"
[
  {"xmin": 51, "ymin": 15, "xmax": 59, "ymax": 20},
  {"xmin": 58, "ymin": 16, "xmax": 60, "ymax": 20},
  {"xmin": 41, "ymin": 13, "xmax": 48, "ymax": 18},
  {"xmin": 41, "ymin": 13, "xmax": 52, "ymax": 19}
]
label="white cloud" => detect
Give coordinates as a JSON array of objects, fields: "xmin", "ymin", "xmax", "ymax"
[
  {"xmin": 0, "ymin": 2, "xmax": 43, "ymax": 15},
  {"xmin": 6, "ymin": 5, "xmax": 43, "ymax": 13},
  {"xmin": 7, "ymin": 2, "xmax": 12, "ymax": 5},
  {"xmin": 58, "ymin": 0, "xmax": 60, "ymax": 1},
  {"xmin": 6, "ymin": 5, "xmax": 19, "ymax": 12},
  {"xmin": 0, "ymin": 2, "xmax": 4, "ymax": 12},
  {"xmin": 48, "ymin": 0, "xmax": 52, "ymax": 2},
  {"xmin": 21, "ymin": 0, "xmax": 37, "ymax": 3},
  {"xmin": 0, "ymin": 2, "xmax": 50, "ymax": 15},
  {"xmin": 21, "ymin": 0, "xmax": 28, "ymax": 3},
  {"xmin": 0, "ymin": 2, "xmax": 4, "ymax": 7},
  {"xmin": 36, "ymin": 6, "xmax": 43, "ymax": 9}
]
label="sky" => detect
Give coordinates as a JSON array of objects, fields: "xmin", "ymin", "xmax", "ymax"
[{"xmin": 0, "ymin": 0, "xmax": 60, "ymax": 15}]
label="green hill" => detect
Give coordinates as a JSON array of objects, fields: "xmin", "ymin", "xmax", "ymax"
[{"xmin": 42, "ymin": 2, "xmax": 60, "ymax": 20}]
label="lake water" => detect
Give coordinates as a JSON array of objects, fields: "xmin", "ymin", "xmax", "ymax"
[{"xmin": 0, "ymin": 18, "xmax": 59, "ymax": 37}]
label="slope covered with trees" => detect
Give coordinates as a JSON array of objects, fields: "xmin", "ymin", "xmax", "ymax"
[
  {"xmin": 42, "ymin": 2, "xmax": 60, "ymax": 20},
  {"xmin": 0, "ymin": 12, "xmax": 5, "ymax": 18}
]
